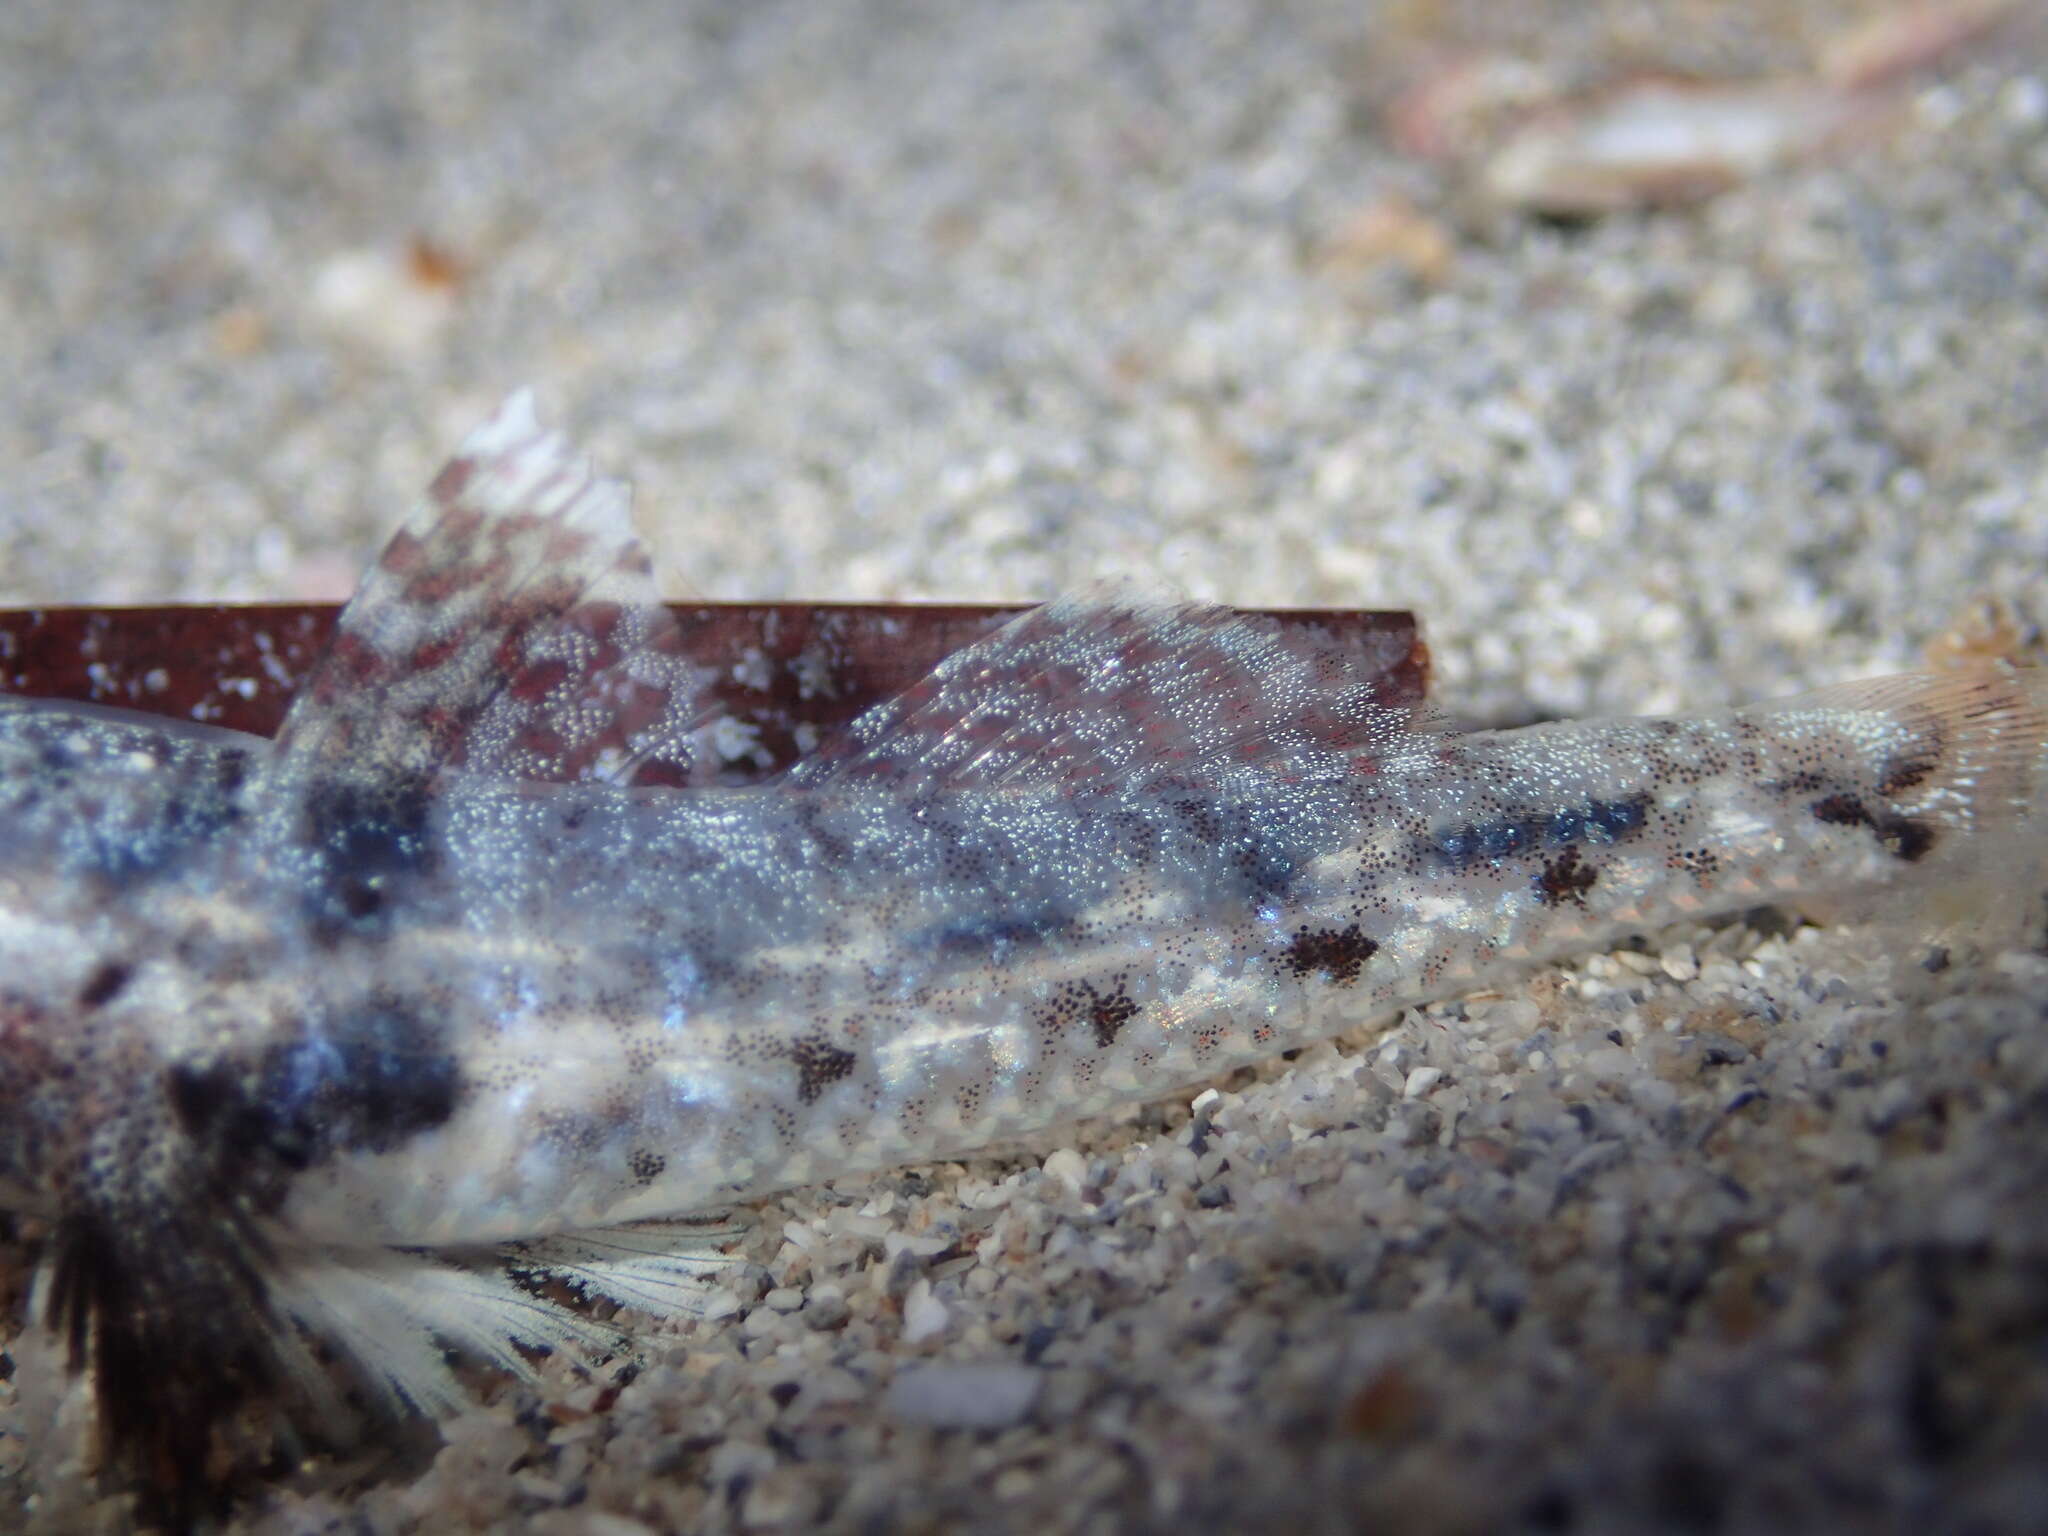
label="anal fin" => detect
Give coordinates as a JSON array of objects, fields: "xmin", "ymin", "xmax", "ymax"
[
  {"xmin": 268, "ymin": 1218, "xmax": 744, "ymax": 1420},
  {"xmin": 494, "ymin": 1217, "xmax": 747, "ymax": 1316}
]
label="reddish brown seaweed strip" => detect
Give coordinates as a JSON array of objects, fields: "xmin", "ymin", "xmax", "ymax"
[{"xmin": 0, "ymin": 604, "xmax": 1425, "ymax": 782}]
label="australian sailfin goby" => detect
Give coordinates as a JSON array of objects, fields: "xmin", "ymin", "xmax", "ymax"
[{"xmin": 3, "ymin": 393, "xmax": 2045, "ymax": 1532}]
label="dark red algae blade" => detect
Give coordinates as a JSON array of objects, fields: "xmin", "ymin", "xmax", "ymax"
[{"xmin": 0, "ymin": 603, "xmax": 1425, "ymax": 783}]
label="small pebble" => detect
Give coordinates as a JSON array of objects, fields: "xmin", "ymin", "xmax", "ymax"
[
  {"xmin": 1403, "ymin": 1066, "xmax": 1445, "ymax": 1099},
  {"xmin": 902, "ymin": 1279, "xmax": 949, "ymax": 1343},
  {"xmin": 1042, "ymin": 1148, "xmax": 1089, "ymax": 1194},
  {"xmin": 804, "ymin": 1290, "xmax": 852, "ymax": 1332},
  {"xmin": 883, "ymin": 1362, "xmax": 1043, "ymax": 1430}
]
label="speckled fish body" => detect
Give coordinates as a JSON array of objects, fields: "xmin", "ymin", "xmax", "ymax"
[
  {"xmin": 3, "ymin": 394, "xmax": 2043, "ymax": 1520},
  {"xmin": 258, "ymin": 668, "xmax": 2046, "ymax": 1251}
]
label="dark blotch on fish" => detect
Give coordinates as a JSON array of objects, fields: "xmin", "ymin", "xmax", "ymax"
[
  {"xmin": 629, "ymin": 1148, "xmax": 667, "ymax": 1186},
  {"xmin": 788, "ymin": 1034, "xmax": 858, "ymax": 1104},
  {"xmin": 169, "ymin": 991, "xmax": 461, "ymax": 1181},
  {"xmin": 1283, "ymin": 924, "xmax": 1378, "ymax": 984},
  {"xmin": 1433, "ymin": 794, "xmax": 1649, "ymax": 871},
  {"xmin": 1040, "ymin": 978, "xmax": 1142, "ymax": 1049},
  {"xmin": 1876, "ymin": 739, "xmax": 1942, "ymax": 798},
  {"xmin": 1534, "ymin": 846, "xmax": 1599, "ymax": 908},
  {"xmin": 1809, "ymin": 792, "xmax": 1936, "ymax": 863},
  {"xmin": 1086, "ymin": 986, "xmax": 1139, "ymax": 1048},
  {"xmin": 77, "ymin": 960, "xmax": 132, "ymax": 1009},
  {"xmin": 302, "ymin": 772, "xmax": 439, "ymax": 936}
]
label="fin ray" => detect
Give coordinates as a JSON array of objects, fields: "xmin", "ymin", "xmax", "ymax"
[
  {"xmin": 270, "ymin": 1220, "xmax": 744, "ymax": 1419},
  {"xmin": 494, "ymin": 1218, "xmax": 746, "ymax": 1316}
]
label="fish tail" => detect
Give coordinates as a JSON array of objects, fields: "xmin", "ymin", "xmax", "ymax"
[{"xmin": 1787, "ymin": 663, "xmax": 2048, "ymax": 942}]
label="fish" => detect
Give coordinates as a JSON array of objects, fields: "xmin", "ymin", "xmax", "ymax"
[{"xmin": 2, "ymin": 392, "xmax": 2043, "ymax": 1526}]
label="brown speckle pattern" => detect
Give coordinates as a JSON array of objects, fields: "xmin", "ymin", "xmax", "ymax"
[
  {"xmin": 1534, "ymin": 846, "xmax": 1599, "ymax": 908},
  {"xmin": 789, "ymin": 1035, "xmax": 859, "ymax": 1105},
  {"xmin": 1282, "ymin": 924, "xmax": 1379, "ymax": 984}
]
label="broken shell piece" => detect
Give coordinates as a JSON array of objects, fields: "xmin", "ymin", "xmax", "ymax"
[
  {"xmin": 309, "ymin": 237, "xmax": 464, "ymax": 356},
  {"xmin": 1924, "ymin": 594, "xmax": 2044, "ymax": 672},
  {"xmin": 1385, "ymin": 52, "xmax": 1560, "ymax": 163},
  {"xmin": 1318, "ymin": 195, "xmax": 1458, "ymax": 286},
  {"xmin": 1820, "ymin": 0, "xmax": 2028, "ymax": 90},
  {"xmin": 1483, "ymin": 77, "xmax": 1880, "ymax": 216}
]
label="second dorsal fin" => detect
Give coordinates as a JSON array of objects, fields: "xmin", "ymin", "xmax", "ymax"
[{"xmin": 787, "ymin": 582, "xmax": 1424, "ymax": 796}]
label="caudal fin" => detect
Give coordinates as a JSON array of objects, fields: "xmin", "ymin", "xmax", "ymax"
[{"xmin": 1790, "ymin": 664, "xmax": 2048, "ymax": 943}]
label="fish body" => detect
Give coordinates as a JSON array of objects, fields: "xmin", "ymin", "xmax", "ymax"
[
  {"xmin": 3, "ymin": 393, "xmax": 2043, "ymax": 1519},
  {"xmin": 246, "ymin": 678, "xmax": 2043, "ymax": 1249}
]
